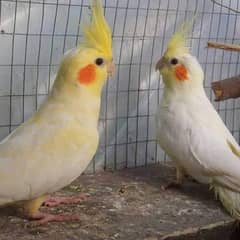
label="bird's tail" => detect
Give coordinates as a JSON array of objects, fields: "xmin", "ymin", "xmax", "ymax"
[{"xmin": 213, "ymin": 185, "xmax": 240, "ymax": 219}]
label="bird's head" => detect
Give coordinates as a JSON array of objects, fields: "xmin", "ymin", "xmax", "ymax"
[
  {"xmin": 156, "ymin": 19, "xmax": 204, "ymax": 93},
  {"xmin": 54, "ymin": 0, "xmax": 114, "ymax": 96}
]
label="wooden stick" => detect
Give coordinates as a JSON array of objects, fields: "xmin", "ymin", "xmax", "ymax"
[
  {"xmin": 207, "ymin": 41, "xmax": 240, "ymax": 52},
  {"xmin": 212, "ymin": 75, "xmax": 240, "ymax": 101}
]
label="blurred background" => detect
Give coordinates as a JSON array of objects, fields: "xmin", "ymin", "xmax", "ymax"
[{"xmin": 0, "ymin": 0, "xmax": 239, "ymax": 172}]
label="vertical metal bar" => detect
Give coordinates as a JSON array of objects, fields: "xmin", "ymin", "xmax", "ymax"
[
  {"xmin": 9, "ymin": 1, "xmax": 18, "ymax": 133},
  {"xmin": 235, "ymin": 0, "xmax": 240, "ymax": 144},
  {"xmin": 22, "ymin": 0, "xmax": 32, "ymax": 122},
  {"xmin": 62, "ymin": 0, "xmax": 71, "ymax": 53},
  {"xmin": 75, "ymin": 0, "xmax": 83, "ymax": 46},
  {"xmin": 196, "ymin": 0, "xmax": 207, "ymax": 78},
  {"xmin": 214, "ymin": 0, "xmax": 224, "ymax": 116},
  {"xmin": 0, "ymin": 0, "xmax": 2, "ymax": 25},
  {"xmin": 145, "ymin": 0, "xmax": 162, "ymax": 166},
  {"xmin": 104, "ymin": 0, "xmax": 118, "ymax": 170},
  {"xmin": 113, "ymin": 0, "xmax": 130, "ymax": 170},
  {"xmin": 221, "ymin": 1, "xmax": 231, "ymax": 126},
  {"xmin": 35, "ymin": 0, "xmax": 45, "ymax": 109},
  {"xmin": 103, "ymin": 0, "xmax": 109, "ymax": 170},
  {"xmin": 134, "ymin": 0, "xmax": 151, "ymax": 167},
  {"xmin": 48, "ymin": 0, "xmax": 59, "ymax": 92},
  {"xmin": 228, "ymin": 0, "xmax": 239, "ymax": 139},
  {"xmin": 126, "ymin": 0, "xmax": 141, "ymax": 168},
  {"xmin": 203, "ymin": 0, "xmax": 215, "ymax": 105}
]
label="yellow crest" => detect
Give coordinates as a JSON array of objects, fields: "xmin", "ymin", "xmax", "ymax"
[
  {"xmin": 165, "ymin": 17, "xmax": 196, "ymax": 58},
  {"xmin": 81, "ymin": 0, "xmax": 112, "ymax": 58}
]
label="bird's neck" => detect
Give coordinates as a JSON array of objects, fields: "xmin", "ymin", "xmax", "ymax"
[{"xmin": 162, "ymin": 82, "xmax": 206, "ymax": 106}]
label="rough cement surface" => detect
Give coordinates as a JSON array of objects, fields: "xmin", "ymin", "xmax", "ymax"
[{"xmin": 0, "ymin": 164, "xmax": 234, "ymax": 240}]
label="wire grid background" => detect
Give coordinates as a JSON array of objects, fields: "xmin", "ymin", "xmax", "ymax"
[{"xmin": 0, "ymin": 0, "xmax": 239, "ymax": 173}]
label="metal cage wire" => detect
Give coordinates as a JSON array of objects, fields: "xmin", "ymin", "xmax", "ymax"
[{"xmin": 0, "ymin": 0, "xmax": 239, "ymax": 173}]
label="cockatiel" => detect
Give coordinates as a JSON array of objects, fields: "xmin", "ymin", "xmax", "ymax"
[
  {"xmin": 156, "ymin": 21, "xmax": 240, "ymax": 220},
  {"xmin": 0, "ymin": 0, "xmax": 114, "ymax": 225}
]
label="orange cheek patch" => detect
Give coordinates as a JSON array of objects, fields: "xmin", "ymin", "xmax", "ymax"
[
  {"xmin": 78, "ymin": 64, "xmax": 96, "ymax": 84},
  {"xmin": 175, "ymin": 65, "xmax": 188, "ymax": 81}
]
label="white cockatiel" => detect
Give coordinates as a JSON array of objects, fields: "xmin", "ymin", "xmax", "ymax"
[
  {"xmin": 0, "ymin": 0, "xmax": 114, "ymax": 225},
  {"xmin": 155, "ymin": 21, "xmax": 240, "ymax": 220}
]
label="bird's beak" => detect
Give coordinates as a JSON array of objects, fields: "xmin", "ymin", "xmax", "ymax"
[
  {"xmin": 107, "ymin": 62, "xmax": 115, "ymax": 77},
  {"xmin": 155, "ymin": 57, "xmax": 165, "ymax": 71}
]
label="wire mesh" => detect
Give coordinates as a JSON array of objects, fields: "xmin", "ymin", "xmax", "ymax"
[{"xmin": 0, "ymin": 0, "xmax": 239, "ymax": 173}]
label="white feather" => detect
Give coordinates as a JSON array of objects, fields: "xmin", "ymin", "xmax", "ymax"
[{"xmin": 157, "ymin": 55, "xmax": 240, "ymax": 187}]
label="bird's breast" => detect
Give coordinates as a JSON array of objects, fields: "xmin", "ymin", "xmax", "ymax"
[{"xmin": 157, "ymin": 103, "xmax": 209, "ymax": 183}]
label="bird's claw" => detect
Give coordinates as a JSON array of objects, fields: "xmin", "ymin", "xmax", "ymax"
[
  {"xmin": 42, "ymin": 193, "xmax": 90, "ymax": 207},
  {"xmin": 27, "ymin": 211, "xmax": 80, "ymax": 226}
]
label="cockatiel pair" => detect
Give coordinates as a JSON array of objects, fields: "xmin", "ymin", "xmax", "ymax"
[
  {"xmin": 0, "ymin": 0, "xmax": 114, "ymax": 225},
  {"xmin": 156, "ymin": 21, "xmax": 240, "ymax": 220},
  {"xmin": 0, "ymin": 0, "xmax": 239, "ymax": 226}
]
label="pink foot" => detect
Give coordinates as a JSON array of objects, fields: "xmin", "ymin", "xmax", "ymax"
[
  {"xmin": 43, "ymin": 193, "xmax": 90, "ymax": 207},
  {"xmin": 28, "ymin": 211, "xmax": 80, "ymax": 225}
]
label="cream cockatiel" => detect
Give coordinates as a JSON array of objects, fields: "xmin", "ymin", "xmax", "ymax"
[
  {"xmin": 156, "ymin": 21, "xmax": 240, "ymax": 220},
  {"xmin": 0, "ymin": 0, "xmax": 114, "ymax": 224}
]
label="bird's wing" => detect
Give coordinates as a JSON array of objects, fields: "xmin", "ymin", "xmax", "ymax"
[
  {"xmin": 0, "ymin": 110, "xmax": 98, "ymax": 205},
  {"xmin": 0, "ymin": 115, "xmax": 49, "ymax": 204},
  {"xmin": 188, "ymin": 112, "xmax": 240, "ymax": 192}
]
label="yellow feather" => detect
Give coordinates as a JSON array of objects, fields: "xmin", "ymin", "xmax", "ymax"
[
  {"xmin": 81, "ymin": 0, "xmax": 112, "ymax": 58},
  {"xmin": 227, "ymin": 140, "xmax": 240, "ymax": 158},
  {"xmin": 213, "ymin": 184, "xmax": 240, "ymax": 220},
  {"xmin": 165, "ymin": 16, "xmax": 196, "ymax": 58}
]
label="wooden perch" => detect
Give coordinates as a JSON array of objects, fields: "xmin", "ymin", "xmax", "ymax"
[
  {"xmin": 207, "ymin": 41, "xmax": 240, "ymax": 52},
  {"xmin": 212, "ymin": 75, "xmax": 240, "ymax": 101}
]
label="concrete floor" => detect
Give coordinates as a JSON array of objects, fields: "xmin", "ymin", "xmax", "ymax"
[{"xmin": 0, "ymin": 164, "xmax": 237, "ymax": 240}]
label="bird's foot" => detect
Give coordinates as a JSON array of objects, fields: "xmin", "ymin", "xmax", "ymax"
[
  {"xmin": 161, "ymin": 181, "xmax": 182, "ymax": 191},
  {"xmin": 42, "ymin": 193, "xmax": 90, "ymax": 207},
  {"xmin": 27, "ymin": 211, "xmax": 80, "ymax": 226}
]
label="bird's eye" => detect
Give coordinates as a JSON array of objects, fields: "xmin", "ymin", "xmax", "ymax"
[
  {"xmin": 170, "ymin": 58, "xmax": 178, "ymax": 65},
  {"xmin": 95, "ymin": 58, "xmax": 105, "ymax": 66}
]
